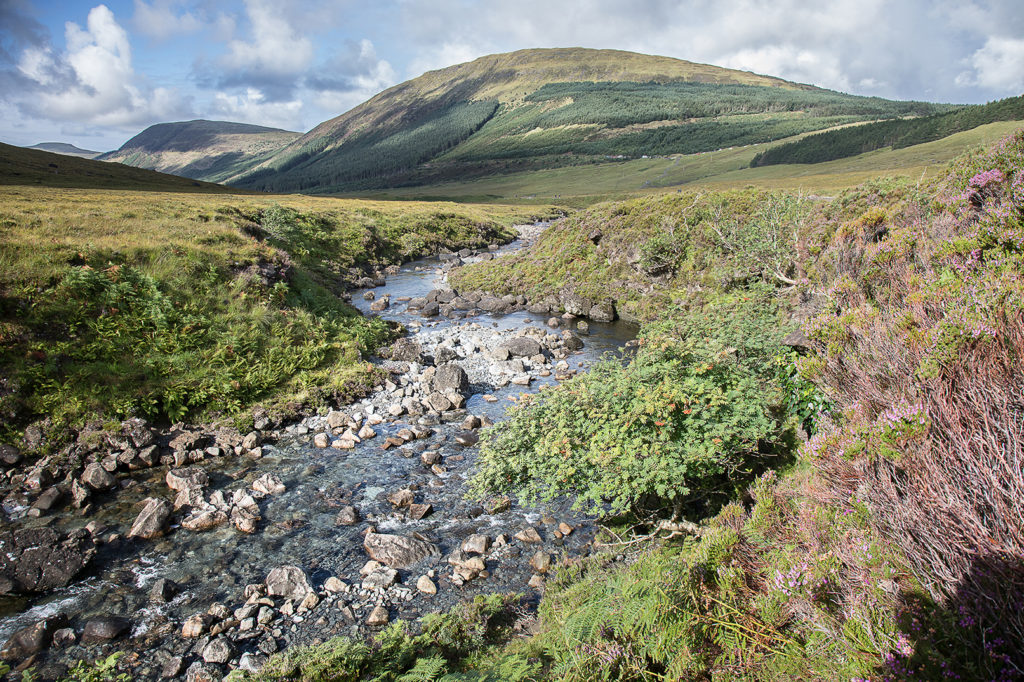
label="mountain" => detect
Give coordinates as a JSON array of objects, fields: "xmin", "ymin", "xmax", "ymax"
[
  {"xmin": 224, "ymin": 47, "xmax": 952, "ymax": 193},
  {"xmin": 27, "ymin": 142, "xmax": 102, "ymax": 159},
  {"xmin": 0, "ymin": 141, "xmax": 239, "ymax": 192},
  {"xmin": 99, "ymin": 120, "xmax": 300, "ymax": 184}
]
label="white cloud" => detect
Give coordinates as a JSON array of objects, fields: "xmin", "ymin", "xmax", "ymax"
[
  {"xmin": 220, "ymin": 0, "xmax": 314, "ymax": 78},
  {"xmin": 131, "ymin": 0, "xmax": 201, "ymax": 41},
  {"xmin": 957, "ymin": 36, "xmax": 1024, "ymax": 93},
  {"xmin": 406, "ymin": 41, "xmax": 488, "ymax": 79},
  {"xmin": 12, "ymin": 4, "xmax": 192, "ymax": 126},
  {"xmin": 211, "ymin": 87, "xmax": 303, "ymax": 130}
]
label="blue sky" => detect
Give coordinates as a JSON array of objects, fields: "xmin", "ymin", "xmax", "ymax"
[{"xmin": 2, "ymin": 0, "xmax": 1023, "ymax": 151}]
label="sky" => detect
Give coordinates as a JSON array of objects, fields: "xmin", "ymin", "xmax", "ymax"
[{"xmin": 1, "ymin": 0, "xmax": 1023, "ymax": 152}]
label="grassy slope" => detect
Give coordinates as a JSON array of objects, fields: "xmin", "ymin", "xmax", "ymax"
[
  {"xmin": 241, "ymin": 131, "xmax": 1024, "ymax": 682},
  {"xmin": 0, "ymin": 184, "xmax": 548, "ymax": 451},
  {"xmin": 363, "ymin": 119, "xmax": 1024, "ymax": 204},
  {"xmin": 0, "ymin": 141, "xmax": 238, "ymax": 192}
]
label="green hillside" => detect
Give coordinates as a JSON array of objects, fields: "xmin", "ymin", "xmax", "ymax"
[
  {"xmin": 227, "ymin": 48, "xmax": 950, "ymax": 193},
  {"xmin": 0, "ymin": 141, "xmax": 239, "ymax": 192},
  {"xmin": 100, "ymin": 119, "xmax": 300, "ymax": 184},
  {"xmin": 751, "ymin": 93, "xmax": 1024, "ymax": 166},
  {"xmin": 26, "ymin": 142, "xmax": 102, "ymax": 159}
]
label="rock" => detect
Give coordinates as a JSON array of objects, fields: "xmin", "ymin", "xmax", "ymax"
[
  {"xmin": 81, "ymin": 615, "xmax": 130, "ymax": 644},
  {"xmin": 420, "ymin": 451, "xmax": 441, "ymax": 466},
  {"xmin": 150, "ymin": 578, "xmax": 179, "ymax": 603},
  {"xmin": 529, "ymin": 551, "xmax": 553, "ymax": 574},
  {"xmin": 558, "ymin": 522, "xmax": 574, "ymax": 536},
  {"xmin": 242, "ymin": 431, "xmax": 261, "ymax": 450},
  {"xmin": 182, "ymin": 613, "xmax": 212, "ymax": 638},
  {"xmin": 577, "ymin": 320, "xmax": 590, "ymax": 334},
  {"xmin": 357, "ymin": 425, "xmax": 377, "ymax": 439},
  {"xmin": 238, "ymin": 653, "xmax": 267, "ymax": 673},
  {"xmin": 367, "ymin": 606, "xmax": 389, "ymax": 627},
  {"xmin": 497, "ymin": 337, "xmax": 542, "ymax": 358},
  {"xmin": 454, "ymin": 431, "xmax": 479, "ymax": 447},
  {"xmin": 409, "ymin": 503, "xmax": 433, "ymax": 520},
  {"xmin": 185, "ymin": 661, "xmax": 221, "ymax": 682},
  {"xmin": 462, "ymin": 415, "xmax": 481, "ymax": 430},
  {"xmin": 24, "ymin": 468, "xmax": 52, "ymax": 491},
  {"xmin": 300, "ymin": 592, "xmax": 320, "ymax": 611},
  {"xmin": 589, "ymin": 301, "xmax": 616, "ymax": 322},
  {"xmin": 0, "ymin": 444, "xmax": 22, "ymax": 467},
  {"xmin": 782, "ymin": 328, "xmax": 812, "ymax": 353},
  {"xmin": 165, "ymin": 467, "xmax": 208, "ymax": 492},
  {"xmin": 528, "ymin": 574, "xmax": 546, "ymax": 589},
  {"xmin": 426, "ymin": 392, "xmax": 453, "ymax": 413},
  {"xmin": 313, "ymin": 433, "xmax": 329, "ymax": 448},
  {"xmin": 326, "ymin": 409, "xmax": 347, "ymax": 429},
  {"xmin": 562, "ymin": 331, "xmax": 584, "ymax": 351},
  {"xmin": 370, "ymin": 297, "xmax": 390, "ymax": 311},
  {"xmin": 31, "ymin": 486, "xmax": 63, "ymax": 512},
  {"xmin": 81, "ymin": 462, "xmax": 116, "ymax": 491},
  {"xmin": 161, "ymin": 656, "xmax": 185, "ymax": 678},
  {"xmin": 387, "ymin": 488, "xmax": 415, "ymax": 508},
  {"xmin": 202, "ymin": 638, "xmax": 234, "ymax": 664},
  {"xmin": 361, "ymin": 567, "xmax": 398, "ymax": 590},
  {"xmin": 324, "ymin": 576, "xmax": 346, "ymax": 593},
  {"xmin": 266, "ymin": 565, "xmax": 313, "ymax": 601},
  {"xmin": 336, "ymin": 506, "xmax": 360, "ymax": 525},
  {"xmin": 52, "ymin": 628, "xmax": 76, "ymax": 647},
  {"xmin": 364, "ymin": 531, "xmax": 440, "ymax": 568},
  {"xmin": 182, "ymin": 510, "xmax": 228, "ymax": 532},
  {"xmin": 485, "ymin": 495, "xmax": 511, "ymax": 514},
  {"xmin": 0, "ymin": 528, "xmax": 94, "ymax": 595},
  {"xmin": 123, "ymin": 418, "xmax": 156, "ymax": 448},
  {"xmin": 0, "ymin": 615, "xmax": 67, "ymax": 660},
  {"xmin": 173, "ymin": 486, "xmax": 206, "ymax": 511},
  {"xmin": 430, "ymin": 363, "xmax": 469, "ymax": 394},
  {"xmin": 70, "ymin": 478, "xmax": 90, "ymax": 508},
  {"xmin": 515, "ymin": 527, "xmax": 543, "ymax": 544},
  {"xmin": 129, "ymin": 498, "xmax": 173, "ymax": 539},
  {"xmin": 252, "ymin": 473, "xmax": 286, "ymax": 495},
  {"xmin": 390, "ymin": 338, "xmax": 423, "ymax": 363},
  {"xmin": 547, "ymin": 317, "xmax": 561, "ymax": 328},
  {"xmin": 416, "ymin": 575, "xmax": 437, "ymax": 595},
  {"xmin": 462, "ymin": 534, "xmax": 490, "ymax": 555}
]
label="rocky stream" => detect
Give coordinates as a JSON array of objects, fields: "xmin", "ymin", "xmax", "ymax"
[{"xmin": 0, "ymin": 224, "xmax": 636, "ymax": 680}]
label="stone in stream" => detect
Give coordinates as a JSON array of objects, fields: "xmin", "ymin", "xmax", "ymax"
[
  {"xmin": 387, "ymin": 488, "xmax": 415, "ymax": 508},
  {"xmin": 165, "ymin": 467, "xmax": 208, "ymax": 492},
  {"xmin": 367, "ymin": 605, "xmax": 390, "ymax": 627},
  {"xmin": 252, "ymin": 473, "xmax": 286, "ymax": 496},
  {"xmin": 462, "ymin": 534, "xmax": 490, "ymax": 555},
  {"xmin": 81, "ymin": 615, "xmax": 131, "ymax": 644},
  {"xmin": 361, "ymin": 567, "xmax": 398, "ymax": 590},
  {"xmin": 495, "ymin": 337, "xmax": 542, "ymax": 359},
  {"xmin": 0, "ymin": 614, "xmax": 67, "ymax": 660},
  {"xmin": 203, "ymin": 637, "xmax": 234, "ymax": 664},
  {"xmin": 562, "ymin": 331, "xmax": 585, "ymax": 351},
  {"xmin": 364, "ymin": 531, "xmax": 440, "ymax": 568},
  {"xmin": 266, "ymin": 565, "xmax": 313, "ymax": 601},
  {"xmin": 52, "ymin": 628, "xmax": 76, "ymax": 647},
  {"xmin": 150, "ymin": 577, "xmax": 179, "ymax": 603},
  {"xmin": 430, "ymin": 363, "xmax": 469, "ymax": 394},
  {"xmin": 182, "ymin": 509, "xmax": 228, "ymax": 532},
  {"xmin": 336, "ymin": 506, "xmax": 360, "ymax": 525},
  {"xmin": 313, "ymin": 433, "xmax": 329, "ymax": 448},
  {"xmin": 324, "ymin": 577, "xmax": 346, "ymax": 593},
  {"xmin": 530, "ymin": 551, "xmax": 553, "ymax": 574},
  {"xmin": 515, "ymin": 527, "xmax": 543, "ymax": 544},
  {"xmin": 0, "ymin": 527, "xmax": 95, "ymax": 595},
  {"xmin": 80, "ymin": 462, "xmax": 116, "ymax": 491},
  {"xmin": 409, "ymin": 503, "xmax": 433, "ymax": 520},
  {"xmin": 416, "ymin": 575, "xmax": 437, "ymax": 595},
  {"xmin": 369, "ymin": 296, "xmax": 390, "ymax": 311},
  {"xmin": 455, "ymin": 431, "xmax": 479, "ymax": 447},
  {"xmin": 31, "ymin": 486, "xmax": 63, "ymax": 512},
  {"xmin": 129, "ymin": 497, "xmax": 172, "ymax": 539},
  {"xmin": 181, "ymin": 613, "xmax": 212, "ymax": 638},
  {"xmin": 185, "ymin": 661, "xmax": 220, "ymax": 682},
  {"xmin": 589, "ymin": 301, "xmax": 617, "ymax": 322}
]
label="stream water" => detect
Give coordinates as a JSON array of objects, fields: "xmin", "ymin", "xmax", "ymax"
[{"xmin": 0, "ymin": 225, "xmax": 637, "ymax": 678}]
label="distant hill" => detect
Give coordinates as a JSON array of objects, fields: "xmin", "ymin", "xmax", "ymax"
[
  {"xmin": 100, "ymin": 120, "xmax": 300, "ymax": 183},
  {"xmin": 27, "ymin": 142, "xmax": 102, "ymax": 159},
  {"xmin": 0, "ymin": 141, "xmax": 241, "ymax": 192},
  {"xmin": 224, "ymin": 47, "xmax": 952, "ymax": 193}
]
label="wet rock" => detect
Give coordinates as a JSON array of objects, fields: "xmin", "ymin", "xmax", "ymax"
[
  {"xmin": 31, "ymin": 486, "xmax": 63, "ymax": 512},
  {"xmin": 547, "ymin": 317, "xmax": 561, "ymax": 328},
  {"xmin": 252, "ymin": 473, "xmax": 286, "ymax": 496},
  {"xmin": 150, "ymin": 578, "xmax": 179, "ymax": 603},
  {"xmin": 266, "ymin": 565, "xmax": 313, "ymax": 601},
  {"xmin": 361, "ymin": 567, "xmax": 398, "ymax": 590},
  {"xmin": 24, "ymin": 468, "xmax": 52, "ymax": 491},
  {"xmin": 528, "ymin": 574, "xmax": 546, "ymax": 589},
  {"xmin": 364, "ymin": 531, "xmax": 440, "ymax": 568},
  {"xmin": 562, "ymin": 331, "xmax": 584, "ymax": 351},
  {"xmin": 485, "ymin": 496, "xmax": 511, "ymax": 514},
  {"xmin": 370, "ymin": 296, "xmax": 390, "ymax": 311},
  {"xmin": 577, "ymin": 320, "xmax": 590, "ymax": 334},
  {"xmin": 558, "ymin": 522, "xmax": 574, "ymax": 536},
  {"xmin": 166, "ymin": 467, "xmax": 209, "ymax": 492},
  {"xmin": 313, "ymin": 433, "xmax": 329, "ymax": 448},
  {"xmin": 81, "ymin": 463, "xmax": 116, "ymax": 491},
  {"xmin": 81, "ymin": 616, "xmax": 130, "ymax": 645},
  {"xmin": 409, "ymin": 503, "xmax": 433, "ymax": 520},
  {"xmin": 129, "ymin": 498, "xmax": 173, "ymax": 539},
  {"xmin": 426, "ymin": 392, "xmax": 453, "ymax": 413},
  {"xmin": 430, "ymin": 363, "xmax": 469, "ymax": 394},
  {"xmin": 0, "ymin": 528, "xmax": 94, "ymax": 595},
  {"xmin": 515, "ymin": 527, "xmax": 543, "ymax": 544},
  {"xmin": 529, "ymin": 551, "xmax": 553, "ymax": 574},
  {"xmin": 336, "ymin": 506, "xmax": 360, "ymax": 525},
  {"xmin": 416, "ymin": 575, "xmax": 437, "ymax": 595},
  {"xmin": 462, "ymin": 534, "xmax": 490, "ymax": 555},
  {"xmin": 0, "ymin": 615, "xmax": 67, "ymax": 660},
  {"xmin": 52, "ymin": 628, "xmax": 76, "ymax": 647},
  {"xmin": 387, "ymin": 488, "xmax": 414, "ymax": 508},
  {"xmin": 202, "ymin": 638, "xmax": 233, "ymax": 665},
  {"xmin": 420, "ymin": 451, "xmax": 441, "ymax": 466},
  {"xmin": 182, "ymin": 510, "xmax": 228, "ymax": 532},
  {"xmin": 367, "ymin": 606, "xmax": 390, "ymax": 626},
  {"xmin": 181, "ymin": 613, "xmax": 212, "ymax": 638},
  {"xmin": 454, "ymin": 431, "xmax": 479, "ymax": 447}
]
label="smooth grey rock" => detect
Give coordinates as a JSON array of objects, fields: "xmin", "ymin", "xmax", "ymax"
[
  {"xmin": 265, "ymin": 565, "xmax": 312, "ymax": 601},
  {"xmin": 129, "ymin": 498, "xmax": 172, "ymax": 539},
  {"xmin": 364, "ymin": 531, "xmax": 440, "ymax": 568}
]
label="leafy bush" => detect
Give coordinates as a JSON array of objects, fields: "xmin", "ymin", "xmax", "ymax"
[{"xmin": 471, "ymin": 287, "xmax": 795, "ymax": 517}]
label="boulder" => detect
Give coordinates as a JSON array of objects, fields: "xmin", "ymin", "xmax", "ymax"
[
  {"xmin": 80, "ymin": 463, "xmax": 116, "ymax": 491},
  {"xmin": 81, "ymin": 615, "xmax": 130, "ymax": 644},
  {"xmin": 462, "ymin": 534, "xmax": 490, "ymax": 555},
  {"xmin": 335, "ymin": 506, "xmax": 360, "ymax": 526},
  {"xmin": 181, "ymin": 510, "xmax": 228, "ymax": 532},
  {"xmin": 0, "ymin": 444, "xmax": 22, "ymax": 467},
  {"xmin": 529, "ymin": 551, "xmax": 553, "ymax": 574},
  {"xmin": 589, "ymin": 301, "xmax": 617, "ymax": 322},
  {"xmin": 166, "ymin": 467, "xmax": 208, "ymax": 492},
  {"xmin": 202, "ymin": 638, "xmax": 234, "ymax": 665},
  {"xmin": 252, "ymin": 473, "xmax": 286, "ymax": 496},
  {"xmin": 390, "ymin": 338, "xmax": 423, "ymax": 363},
  {"xmin": 0, "ymin": 614, "xmax": 67, "ymax": 660},
  {"xmin": 497, "ymin": 337, "xmax": 542, "ymax": 358},
  {"xmin": 150, "ymin": 578, "xmax": 179, "ymax": 603},
  {"xmin": 430, "ymin": 363, "xmax": 469, "ymax": 394},
  {"xmin": 416, "ymin": 575, "xmax": 437, "ymax": 595},
  {"xmin": 265, "ymin": 565, "xmax": 312, "ymax": 601},
  {"xmin": 128, "ymin": 498, "xmax": 172, "ymax": 539},
  {"xmin": 364, "ymin": 531, "xmax": 440, "ymax": 569},
  {"xmin": 361, "ymin": 567, "xmax": 398, "ymax": 590},
  {"xmin": 0, "ymin": 528, "xmax": 94, "ymax": 595},
  {"xmin": 367, "ymin": 605, "xmax": 389, "ymax": 627}
]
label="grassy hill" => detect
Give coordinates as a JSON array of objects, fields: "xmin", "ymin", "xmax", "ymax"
[
  {"xmin": 0, "ymin": 141, "xmax": 240, "ymax": 192},
  {"xmin": 100, "ymin": 119, "xmax": 300, "ymax": 184},
  {"xmin": 226, "ymin": 48, "xmax": 950, "ymax": 193},
  {"xmin": 26, "ymin": 142, "xmax": 102, "ymax": 159}
]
